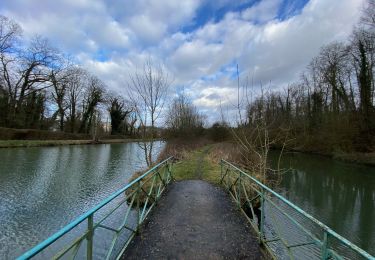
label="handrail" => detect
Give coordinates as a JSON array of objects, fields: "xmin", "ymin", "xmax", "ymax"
[
  {"xmin": 17, "ymin": 156, "xmax": 174, "ymax": 260},
  {"xmin": 220, "ymin": 159, "xmax": 375, "ymax": 260}
]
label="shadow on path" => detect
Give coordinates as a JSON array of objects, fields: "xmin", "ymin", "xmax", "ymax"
[{"xmin": 121, "ymin": 180, "xmax": 261, "ymax": 259}]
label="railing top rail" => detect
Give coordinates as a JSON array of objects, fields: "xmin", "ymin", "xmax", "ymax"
[
  {"xmin": 221, "ymin": 159, "xmax": 375, "ymax": 260},
  {"xmin": 17, "ymin": 156, "xmax": 174, "ymax": 260}
]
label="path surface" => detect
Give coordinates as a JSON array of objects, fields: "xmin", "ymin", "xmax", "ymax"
[
  {"xmin": 194, "ymin": 147, "xmax": 209, "ymax": 179},
  {"xmin": 121, "ymin": 180, "xmax": 261, "ymax": 259}
]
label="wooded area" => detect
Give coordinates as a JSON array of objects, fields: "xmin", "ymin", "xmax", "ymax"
[
  {"xmin": 240, "ymin": 2, "xmax": 374, "ymax": 153},
  {"xmin": 0, "ymin": 15, "xmax": 139, "ymax": 137}
]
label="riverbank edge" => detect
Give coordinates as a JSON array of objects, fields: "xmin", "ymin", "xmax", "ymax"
[
  {"xmin": 4, "ymin": 136, "xmax": 375, "ymax": 166},
  {"xmin": 0, "ymin": 138, "xmax": 157, "ymax": 148},
  {"xmin": 284, "ymin": 146, "xmax": 375, "ymax": 166}
]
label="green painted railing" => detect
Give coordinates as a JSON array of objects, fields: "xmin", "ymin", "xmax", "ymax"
[
  {"xmin": 17, "ymin": 157, "xmax": 174, "ymax": 260},
  {"xmin": 220, "ymin": 159, "xmax": 375, "ymax": 260}
]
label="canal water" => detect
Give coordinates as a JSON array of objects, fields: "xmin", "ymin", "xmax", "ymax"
[
  {"xmin": 270, "ymin": 151, "xmax": 375, "ymax": 257},
  {"xmin": 0, "ymin": 144, "xmax": 374, "ymax": 258},
  {"xmin": 0, "ymin": 142, "xmax": 164, "ymax": 259}
]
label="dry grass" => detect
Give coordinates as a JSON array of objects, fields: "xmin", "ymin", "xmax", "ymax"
[
  {"xmin": 157, "ymin": 137, "xmax": 213, "ymax": 161},
  {"xmin": 207, "ymin": 142, "xmax": 241, "ymax": 164},
  {"xmin": 125, "ymin": 167, "xmax": 168, "ymax": 207},
  {"xmin": 207, "ymin": 142, "xmax": 284, "ymax": 190},
  {"xmin": 208, "ymin": 142, "xmax": 263, "ymax": 178}
]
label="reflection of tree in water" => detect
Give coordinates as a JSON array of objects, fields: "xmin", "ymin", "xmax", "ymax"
[
  {"xmin": 277, "ymin": 152, "xmax": 375, "ymax": 254},
  {"xmin": 127, "ymin": 59, "xmax": 172, "ymax": 167},
  {"xmin": 357, "ymin": 186, "xmax": 375, "ymax": 251},
  {"xmin": 138, "ymin": 141, "xmax": 155, "ymax": 167}
]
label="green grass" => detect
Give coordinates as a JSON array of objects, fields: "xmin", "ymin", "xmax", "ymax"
[
  {"xmin": 125, "ymin": 144, "xmax": 222, "ymax": 206},
  {"xmin": 172, "ymin": 145, "xmax": 221, "ymax": 184}
]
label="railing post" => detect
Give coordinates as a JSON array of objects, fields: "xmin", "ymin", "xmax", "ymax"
[
  {"xmin": 259, "ymin": 188, "xmax": 265, "ymax": 243},
  {"xmin": 167, "ymin": 161, "xmax": 172, "ymax": 182},
  {"xmin": 237, "ymin": 171, "xmax": 242, "ymax": 209},
  {"xmin": 136, "ymin": 181, "xmax": 141, "ymax": 226},
  {"xmin": 321, "ymin": 230, "xmax": 329, "ymax": 260},
  {"xmin": 227, "ymin": 167, "xmax": 230, "ymax": 191},
  {"xmin": 86, "ymin": 214, "xmax": 94, "ymax": 260},
  {"xmin": 220, "ymin": 161, "xmax": 223, "ymax": 184}
]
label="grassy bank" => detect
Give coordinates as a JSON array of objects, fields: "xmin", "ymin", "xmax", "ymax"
[
  {"xmin": 287, "ymin": 145, "xmax": 375, "ymax": 166},
  {"xmin": 0, "ymin": 138, "xmax": 145, "ymax": 148},
  {"xmin": 130, "ymin": 139, "xmax": 274, "ymax": 191},
  {"xmin": 127, "ymin": 140, "xmax": 223, "ymax": 198},
  {"xmin": 0, "ymin": 127, "xmax": 91, "ymax": 140},
  {"xmin": 125, "ymin": 142, "xmax": 222, "ymax": 206},
  {"xmin": 332, "ymin": 152, "xmax": 375, "ymax": 166},
  {"xmin": 0, "ymin": 126, "xmax": 144, "ymax": 148},
  {"xmin": 172, "ymin": 145, "xmax": 221, "ymax": 184}
]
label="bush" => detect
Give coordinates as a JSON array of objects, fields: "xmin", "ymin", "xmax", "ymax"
[
  {"xmin": 0, "ymin": 127, "xmax": 92, "ymax": 140},
  {"xmin": 209, "ymin": 122, "xmax": 230, "ymax": 141}
]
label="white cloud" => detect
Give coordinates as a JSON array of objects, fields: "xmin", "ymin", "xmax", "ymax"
[
  {"xmin": 169, "ymin": 40, "xmax": 224, "ymax": 82},
  {"xmin": 242, "ymin": 0, "xmax": 282, "ymax": 23},
  {"xmin": 237, "ymin": 0, "xmax": 364, "ymax": 86},
  {"xmin": 129, "ymin": 15, "xmax": 167, "ymax": 45},
  {"xmin": 0, "ymin": 0, "xmax": 365, "ymax": 124}
]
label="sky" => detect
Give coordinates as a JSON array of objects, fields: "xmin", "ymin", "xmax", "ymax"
[{"xmin": 0, "ymin": 0, "xmax": 366, "ymax": 124}]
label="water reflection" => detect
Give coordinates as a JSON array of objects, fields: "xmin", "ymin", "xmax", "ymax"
[
  {"xmin": 0, "ymin": 142, "xmax": 164, "ymax": 259},
  {"xmin": 271, "ymin": 151, "xmax": 375, "ymax": 255}
]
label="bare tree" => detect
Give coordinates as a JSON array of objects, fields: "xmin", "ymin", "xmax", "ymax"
[
  {"xmin": 350, "ymin": 27, "xmax": 375, "ymax": 144},
  {"xmin": 66, "ymin": 67, "xmax": 86, "ymax": 133},
  {"xmin": 128, "ymin": 59, "xmax": 172, "ymax": 166},
  {"xmin": 0, "ymin": 14, "xmax": 111, "ymax": 132},
  {"xmin": 317, "ymin": 42, "xmax": 354, "ymax": 113},
  {"xmin": 1, "ymin": 35, "xmax": 60, "ymax": 127},
  {"xmin": 128, "ymin": 112, "xmax": 137, "ymax": 136},
  {"xmin": 232, "ymin": 89, "xmax": 288, "ymax": 186},
  {"xmin": 0, "ymin": 15, "xmax": 21, "ymax": 54},
  {"xmin": 79, "ymin": 75, "xmax": 105, "ymax": 134},
  {"xmin": 361, "ymin": 0, "xmax": 375, "ymax": 29},
  {"xmin": 165, "ymin": 91, "xmax": 204, "ymax": 137},
  {"xmin": 49, "ymin": 58, "xmax": 73, "ymax": 131}
]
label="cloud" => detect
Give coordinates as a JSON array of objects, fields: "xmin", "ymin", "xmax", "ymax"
[
  {"xmin": 0, "ymin": 0, "xmax": 365, "ymax": 124},
  {"xmin": 242, "ymin": 0, "xmax": 282, "ymax": 23},
  {"xmin": 238, "ymin": 0, "xmax": 363, "ymax": 85},
  {"xmin": 169, "ymin": 40, "xmax": 224, "ymax": 82},
  {"xmin": 108, "ymin": 0, "xmax": 201, "ymax": 45}
]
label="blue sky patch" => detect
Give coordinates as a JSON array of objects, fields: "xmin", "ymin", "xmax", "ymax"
[
  {"xmin": 278, "ymin": 0, "xmax": 309, "ymax": 20},
  {"xmin": 181, "ymin": 0, "xmax": 309, "ymax": 33},
  {"xmin": 93, "ymin": 49, "xmax": 111, "ymax": 62},
  {"xmin": 182, "ymin": 0, "xmax": 257, "ymax": 33}
]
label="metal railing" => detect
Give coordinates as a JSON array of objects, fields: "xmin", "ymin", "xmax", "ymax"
[
  {"xmin": 17, "ymin": 157, "xmax": 174, "ymax": 260},
  {"xmin": 220, "ymin": 159, "xmax": 375, "ymax": 260}
]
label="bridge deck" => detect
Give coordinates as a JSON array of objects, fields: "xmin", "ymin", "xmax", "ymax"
[{"xmin": 121, "ymin": 180, "xmax": 262, "ymax": 259}]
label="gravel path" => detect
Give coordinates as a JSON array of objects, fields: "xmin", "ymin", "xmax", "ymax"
[{"xmin": 121, "ymin": 180, "xmax": 262, "ymax": 259}]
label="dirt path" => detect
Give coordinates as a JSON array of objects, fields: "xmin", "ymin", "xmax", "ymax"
[
  {"xmin": 121, "ymin": 180, "xmax": 261, "ymax": 259},
  {"xmin": 194, "ymin": 147, "xmax": 209, "ymax": 179}
]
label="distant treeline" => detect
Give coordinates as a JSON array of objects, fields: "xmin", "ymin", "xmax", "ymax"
[
  {"xmin": 244, "ymin": 2, "xmax": 375, "ymax": 153},
  {"xmin": 0, "ymin": 15, "xmax": 137, "ymax": 137}
]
